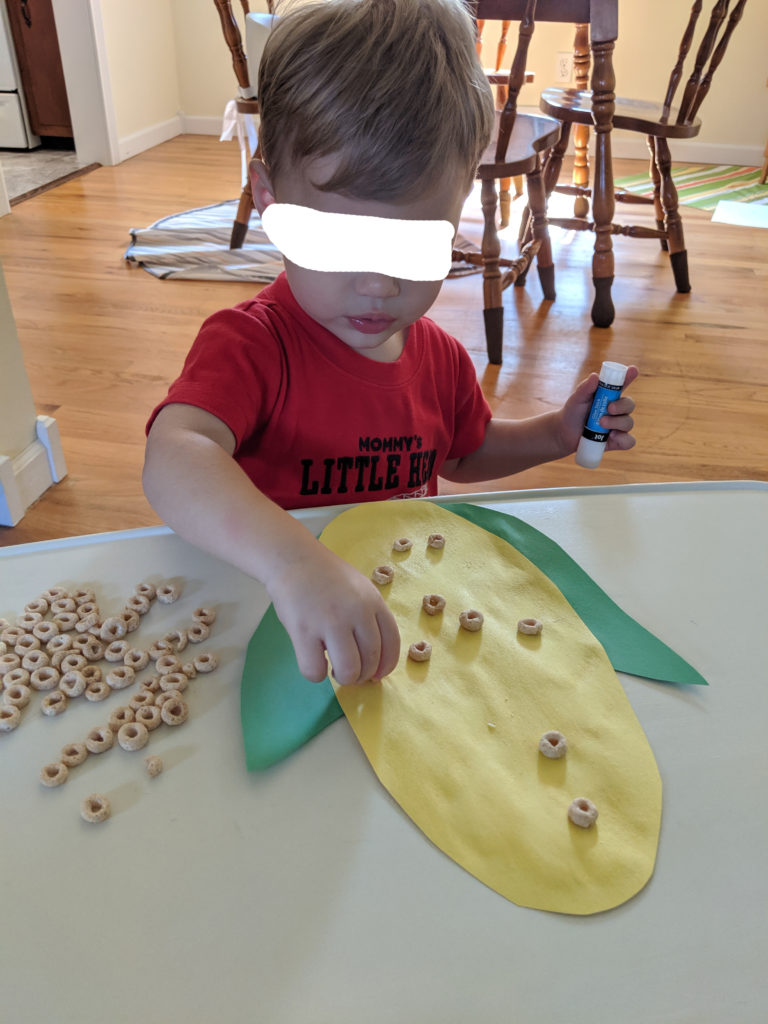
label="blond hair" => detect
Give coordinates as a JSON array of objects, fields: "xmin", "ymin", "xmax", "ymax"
[{"xmin": 257, "ymin": 0, "xmax": 494, "ymax": 199}]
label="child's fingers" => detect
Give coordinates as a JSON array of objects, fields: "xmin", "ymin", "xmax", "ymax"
[
  {"xmin": 325, "ymin": 623, "xmax": 371, "ymax": 687},
  {"xmin": 580, "ymin": 364, "xmax": 638, "ymax": 405},
  {"xmin": 327, "ymin": 606, "xmax": 398, "ymax": 686},
  {"xmin": 373, "ymin": 606, "xmax": 401, "ymax": 681},
  {"xmin": 295, "ymin": 636, "xmax": 333, "ymax": 684},
  {"xmin": 601, "ymin": 412, "xmax": 634, "ymax": 434},
  {"xmin": 351, "ymin": 618, "xmax": 384, "ymax": 685},
  {"xmin": 606, "ymin": 429, "xmax": 637, "ymax": 452},
  {"xmin": 606, "ymin": 395, "xmax": 635, "ymax": 417},
  {"xmin": 572, "ymin": 372, "xmax": 600, "ymax": 404}
]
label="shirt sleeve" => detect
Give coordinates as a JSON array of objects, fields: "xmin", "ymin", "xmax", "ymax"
[
  {"xmin": 445, "ymin": 335, "xmax": 492, "ymax": 461},
  {"xmin": 145, "ymin": 304, "xmax": 286, "ymax": 447}
]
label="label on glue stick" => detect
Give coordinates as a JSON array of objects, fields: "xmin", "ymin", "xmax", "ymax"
[{"xmin": 582, "ymin": 381, "xmax": 623, "ymax": 442}]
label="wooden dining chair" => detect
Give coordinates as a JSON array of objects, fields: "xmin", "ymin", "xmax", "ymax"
[
  {"xmin": 454, "ymin": 0, "xmax": 561, "ymax": 364},
  {"xmin": 536, "ymin": 0, "xmax": 749, "ymax": 327},
  {"xmin": 214, "ymin": 0, "xmax": 274, "ymax": 250}
]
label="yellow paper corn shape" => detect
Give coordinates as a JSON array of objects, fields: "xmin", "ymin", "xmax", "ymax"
[{"xmin": 322, "ymin": 501, "xmax": 662, "ymax": 915}]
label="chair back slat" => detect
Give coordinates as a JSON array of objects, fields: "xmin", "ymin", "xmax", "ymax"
[
  {"xmin": 214, "ymin": 0, "xmax": 251, "ymax": 92},
  {"xmin": 676, "ymin": 0, "xmax": 729, "ymax": 124},
  {"xmin": 661, "ymin": 0, "xmax": 702, "ymax": 122},
  {"xmin": 684, "ymin": 0, "xmax": 747, "ymax": 121},
  {"xmin": 214, "ymin": 1, "xmax": 273, "ymax": 95},
  {"xmin": 495, "ymin": 0, "xmax": 538, "ymax": 163}
]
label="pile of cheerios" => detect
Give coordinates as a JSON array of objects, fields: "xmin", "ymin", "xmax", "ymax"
[{"xmin": 0, "ymin": 580, "xmax": 219, "ymax": 825}]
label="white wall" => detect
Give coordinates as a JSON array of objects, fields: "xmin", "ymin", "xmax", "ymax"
[
  {"xmin": 171, "ymin": 0, "xmax": 268, "ymax": 132},
  {"xmin": 99, "ymin": 0, "xmax": 182, "ymax": 160}
]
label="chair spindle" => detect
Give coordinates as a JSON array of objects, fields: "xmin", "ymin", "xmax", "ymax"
[
  {"xmin": 685, "ymin": 0, "xmax": 747, "ymax": 122},
  {"xmin": 676, "ymin": 0, "xmax": 729, "ymax": 124},
  {"xmin": 495, "ymin": 0, "xmax": 538, "ymax": 163}
]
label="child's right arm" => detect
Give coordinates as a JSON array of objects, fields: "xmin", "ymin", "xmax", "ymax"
[{"xmin": 143, "ymin": 403, "xmax": 400, "ymax": 686}]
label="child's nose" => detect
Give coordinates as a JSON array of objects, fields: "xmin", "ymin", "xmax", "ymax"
[{"xmin": 354, "ymin": 272, "xmax": 401, "ymax": 298}]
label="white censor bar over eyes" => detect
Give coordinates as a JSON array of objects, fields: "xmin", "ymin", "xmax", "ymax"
[{"xmin": 262, "ymin": 203, "xmax": 455, "ymax": 281}]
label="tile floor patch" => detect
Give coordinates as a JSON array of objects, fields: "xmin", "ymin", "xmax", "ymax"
[{"xmin": 1, "ymin": 148, "xmax": 95, "ymax": 202}]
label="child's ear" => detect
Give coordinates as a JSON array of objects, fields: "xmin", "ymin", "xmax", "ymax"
[{"xmin": 249, "ymin": 159, "xmax": 276, "ymax": 214}]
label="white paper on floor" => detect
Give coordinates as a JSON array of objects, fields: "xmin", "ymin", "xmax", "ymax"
[{"xmin": 711, "ymin": 200, "xmax": 768, "ymax": 230}]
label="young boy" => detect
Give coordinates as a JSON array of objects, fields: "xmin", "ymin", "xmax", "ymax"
[{"xmin": 144, "ymin": 0, "xmax": 637, "ymax": 689}]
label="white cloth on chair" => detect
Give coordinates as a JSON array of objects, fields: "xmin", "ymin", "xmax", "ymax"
[
  {"xmin": 220, "ymin": 100, "xmax": 260, "ymax": 188},
  {"xmin": 219, "ymin": 13, "xmax": 277, "ymax": 188}
]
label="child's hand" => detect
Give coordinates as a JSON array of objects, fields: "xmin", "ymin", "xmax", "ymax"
[
  {"xmin": 559, "ymin": 366, "xmax": 639, "ymax": 454},
  {"xmin": 267, "ymin": 546, "xmax": 401, "ymax": 687}
]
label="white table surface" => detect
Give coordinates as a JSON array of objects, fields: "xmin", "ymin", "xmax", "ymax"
[{"xmin": 1, "ymin": 482, "xmax": 766, "ymax": 1024}]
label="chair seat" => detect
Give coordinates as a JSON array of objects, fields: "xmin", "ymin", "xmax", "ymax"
[
  {"xmin": 540, "ymin": 88, "xmax": 702, "ymax": 139},
  {"xmin": 484, "ymin": 68, "xmax": 535, "ymax": 86},
  {"xmin": 477, "ymin": 110, "xmax": 561, "ymax": 180},
  {"xmin": 235, "ymin": 97, "xmax": 260, "ymax": 115}
]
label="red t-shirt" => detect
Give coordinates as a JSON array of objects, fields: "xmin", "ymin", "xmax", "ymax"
[{"xmin": 148, "ymin": 273, "xmax": 491, "ymax": 509}]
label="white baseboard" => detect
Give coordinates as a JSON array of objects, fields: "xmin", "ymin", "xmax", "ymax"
[
  {"xmin": 0, "ymin": 415, "xmax": 67, "ymax": 527},
  {"xmin": 609, "ymin": 133, "xmax": 763, "ymax": 167},
  {"xmin": 113, "ymin": 113, "xmax": 257, "ymax": 164},
  {"xmin": 517, "ymin": 107, "xmax": 762, "ymax": 167},
  {"xmin": 114, "ymin": 112, "xmax": 762, "ymax": 168},
  {"xmin": 117, "ymin": 115, "xmax": 184, "ymax": 163},
  {"xmin": 181, "ymin": 114, "xmax": 229, "ymax": 136}
]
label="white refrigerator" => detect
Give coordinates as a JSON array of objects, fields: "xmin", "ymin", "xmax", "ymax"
[{"xmin": 0, "ymin": 4, "xmax": 38, "ymax": 149}]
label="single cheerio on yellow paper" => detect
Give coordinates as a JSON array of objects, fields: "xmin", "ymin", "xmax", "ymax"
[{"xmin": 320, "ymin": 500, "xmax": 662, "ymax": 915}]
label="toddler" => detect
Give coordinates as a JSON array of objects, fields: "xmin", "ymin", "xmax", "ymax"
[{"xmin": 144, "ymin": 0, "xmax": 637, "ymax": 687}]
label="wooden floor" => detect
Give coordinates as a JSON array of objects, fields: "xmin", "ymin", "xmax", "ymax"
[{"xmin": 1, "ymin": 133, "xmax": 766, "ymax": 547}]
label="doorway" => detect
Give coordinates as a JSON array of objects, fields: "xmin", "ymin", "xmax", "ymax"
[
  {"xmin": 0, "ymin": 0, "xmax": 86, "ymax": 202},
  {"xmin": 0, "ymin": 0, "xmax": 115, "ymax": 212}
]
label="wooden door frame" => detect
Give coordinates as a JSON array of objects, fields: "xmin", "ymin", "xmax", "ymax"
[{"xmin": 51, "ymin": 0, "xmax": 119, "ymax": 165}]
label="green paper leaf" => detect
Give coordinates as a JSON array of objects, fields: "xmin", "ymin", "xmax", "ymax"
[
  {"xmin": 240, "ymin": 604, "xmax": 344, "ymax": 771},
  {"xmin": 241, "ymin": 502, "xmax": 707, "ymax": 771},
  {"xmin": 442, "ymin": 502, "xmax": 707, "ymax": 688}
]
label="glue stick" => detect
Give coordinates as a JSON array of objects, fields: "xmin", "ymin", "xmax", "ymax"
[{"xmin": 575, "ymin": 361, "xmax": 628, "ymax": 469}]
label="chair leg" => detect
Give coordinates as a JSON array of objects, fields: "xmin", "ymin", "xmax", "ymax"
[
  {"xmin": 760, "ymin": 138, "xmax": 768, "ymax": 185},
  {"xmin": 525, "ymin": 157, "xmax": 555, "ymax": 300},
  {"xmin": 499, "ymin": 177, "xmax": 512, "ymax": 229},
  {"xmin": 230, "ymin": 178, "xmax": 255, "ymax": 250},
  {"xmin": 655, "ymin": 136, "xmax": 690, "ymax": 293},
  {"xmin": 589, "ymin": 39, "xmax": 616, "ymax": 328},
  {"xmin": 647, "ymin": 136, "xmax": 668, "ymax": 251},
  {"xmin": 543, "ymin": 123, "xmax": 571, "ymax": 198},
  {"xmin": 572, "ymin": 23, "xmax": 590, "ymax": 218},
  {"xmin": 572, "ymin": 122, "xmax": 590, "ymax": 218},
  {"xmin": 520, "ymin": 124, "xmax": 571, "ymax": 249},
  {"xmin": 480, "ymin": 177, "xmax": 504, "ymax": 364}
]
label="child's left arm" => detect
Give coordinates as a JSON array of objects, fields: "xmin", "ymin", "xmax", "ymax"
[{"xmin": 442, "ymin": 366, "xmax": 638, "ymax": 483}]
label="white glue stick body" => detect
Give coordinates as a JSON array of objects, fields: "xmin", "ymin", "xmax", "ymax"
[{"xmin": 575, "ymin": 361, "xmax": 628, "ymax": 468}]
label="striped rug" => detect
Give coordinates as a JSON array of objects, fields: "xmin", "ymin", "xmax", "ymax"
[
  {"xmin": 124, "ymin": 200, "xmax": 283, "ymax": 282},
  {"xmin": 124, "ymin": 199, "xmax": 481, "ymax": 282},
  {"xmin": 614, "ymin": 164, "xmax": 768, "ymax": 211}
]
